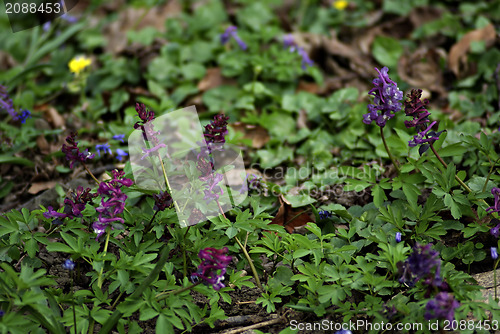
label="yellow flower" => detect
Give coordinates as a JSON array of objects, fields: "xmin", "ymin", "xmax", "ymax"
[
  {"xmin": 68, "ymin": 56, "xmax": 91, "ymax": 75},
  {"xmin": 333, "ymin": 0, "xmax": 348, "ymax": 10}
]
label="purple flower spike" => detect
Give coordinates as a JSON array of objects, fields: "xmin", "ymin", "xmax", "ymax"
[
  {"xmin": 486, "ymin": 187, "xmax": 500, "ymax": 214},
  {"xmin": 62, "ymin": 133, "xmax": 95, "ymax": 169},
  {"xmin": 404, "ymin": 89, "xmax": 431, "ymax": 129},
  {"xmin": 204, "ymin": 114, "xmax": 230, "ymax": 146},
  {"xmin": 192, "ymin": 247, "xmax": 232, "ymax": 291},
  {"xmin": 399, "ymin": 243, "xmax": 442, "ymax": 287},
  {"xmin": 363, "ymin": 67, "xmax": 403, "ymax": 127},
  {"xmin": 0, "ymin": 85, "xmax": 17, "ymax": 119},
  {"xmin": 424, "ymin": 292, "xmax": 460, "ymax": 322},
  {"xmin": 408, "ymin": 121, "xmax": 443, "ymax": 148},
  {"xmin": 203, "ymin": 173, "xmax": 224, "ymax": 203},
  {"xmin": 220, "ymin": 26, "xmax": 247, "ymax": 50}
]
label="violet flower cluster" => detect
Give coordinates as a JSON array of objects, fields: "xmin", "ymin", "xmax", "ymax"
[
  {"xmin": 363, "ymin": 67, "xmax": 403, "ymax": 127},
  {"xmin": 43, "ymin": 186, "xmax": 97, "ymax": 224},
  {"xmin": 283, "ymin": 34, "xmax": 314, "ymax": 70},
  {"xmin": 404, "ymin": 89, "xmax": 443, "ymax": 149},
  {"xmin": 92, "ymin": 170, "xmax": 133, "ymax": 240},
  {"xmin": 318, "ymin": 210, "xmax": 333, "ymax": 220},
  {"xmin": 487, "ymin": 187, "xmax": 500, "ymax": 237},
  {"xmin": 0, "ymin": 85, "xmax": 31, "ymax": 123},
  {"xmin": 398, "ymin": 244, "xmax": 459, "ymax": 321},
  {"xmin": 62, "ymin": 132, "xmax": 95, "ymax": 169},
  {"xmin": 220, "ymin": 26, "xmax": 247, "ymax": 50},
  {"xmin": 134, "ymin": 103, "xmax": 166, "ymax": 160},
  {"xmin": 191, "ymin": 247, "xmax": 232, "ymax": 290}
]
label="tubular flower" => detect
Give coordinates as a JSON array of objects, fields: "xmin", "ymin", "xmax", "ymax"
[
  {"xmin": 424, "ymin": 292, "xmax": 460, "ymax": 322},
  {"xmin": 112, "ymin": 134, "xmax": 125, "ymax": 143},
  {"xmin": 191, "ymin": 247, "xmax": 232, "ymax": 290},
  {"xmin": 220, "ymin": 26, "xmax": 247, "ymax": 50},
  {"xmin": 486, "ymin": 187, "xmax": 500, "ymax": 214},
  {"xmin": 134, "ymin": 103, "xmax": 165, "ymax": 160},
  {"xmin": 61, "ymin": 132, "xmax": 95, "ymax": 169},
  {"xmin": 282, "ymin": 35, "xmax": 313, "ymax": 69},
  {"xmin": 408, "ymin": 121, "xmax": 443, "ymax": 148},
  {"xmin": 96, "ymin": 143, "xmax": 112, "ymax": 157},
  {"xmin": 62, "ymin": 259, "xmax": 75, "ymax": 271},
  {"xmin": 491, "ymin": 247, "xmax": 498, "ymax": 260},
  {"xmin": 404, "ymin": 89, "xmax": 431, "ymax": 129},
  {"xmin": 318, "ymin": 210, "xmax": 333, "ymax": 220},
  {"xmin": 203, "ymin": 173, "xmax": 224, "ymax": 203},
  {"xmin": 204, "ymin": 114, "xmax": 230, "ymax": 146},
  {"xmin": 93, "ymin": 170, "xmax": 133, "ymax": 240},
  {"xmin": 395, "ymin": 232, "xmax": 402, "ymax": 243},
  {"xmin": 63, "ymin": 186, "xmax": 97, "ymax": 219},
  {"xmin": 398, "ymin": 243, "xmax": 442, "ymax": 287},
  {"xmin": 363, "ymin": 67, "xmax": 403, "ymax": 127}
]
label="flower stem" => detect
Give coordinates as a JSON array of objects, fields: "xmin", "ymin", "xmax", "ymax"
[
  {"xmin": 430, "ymin": 143, "xmax": 472, "ymax": 193},
  {"xmin": 156, "ymin": 281, "xmax": 202, "ymax": 301},
  {"xmin": 157, "ymin": 152, "xmax": 186, "ymax": 226},
  {"xmin": 97, "ymin": 228, "xmax": 111, "ymax": 288},
  {"xmin": 215, "ymin": 199, "xmax": 262, "ymax": 290},
  {"xmin": 83, "ymin": 163, "xmax": 100, "ymax": 184},
  {"xmin": 380, "ymin": 127, "xmax": 401, "ymax": 175}
]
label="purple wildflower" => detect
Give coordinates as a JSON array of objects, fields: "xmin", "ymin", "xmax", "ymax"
[
  {"xmin": 395, "ymin": 232, "xmax": 402, "ymax": 243},
  {"xmin": 220, "ymin": 26, "xmax": 247, "ymax": 50},
  {"xmin": 115, "ymin": 148, "xmax": 128, "ymax": 161},
  {"xmin": 491, "ymin": 223, "xmax": 500, "ymax": 238},
  {"xmin": 204, "ymin": 114, "xmax": 230, "ymax": 146},
  {"xmin": 492, "ymin": 247, "xmax": 498, "ymax": 260},
  {"xmin": 424, "ymin": 292, "xmax": 460, "ymax": 322},
  {"xmin": 92, "ymin": 170, "xmax": 133, "ymax": 240},
  {"xmin": 134, "ymin": 103, "xmax": 165, "ymax": 160},
  {"xmin": 0, "ymin": 85, "xmax": 17, "ymax": 119},
  {"xmin": 486, "ymin": 187, "xmax": 500, "ymax": 214},
  {"xmin": 63, "ymin": 186, "xmax": 97, "ymax": 219},
  {"xmin": 62, "ymin": 259, "xmax": 75, "ymax": 271},
  {"xmin": 0, "ymin": 310, "xmax": 4, "ymax": 317},
  {"xmin": 43, "ymin": 206, "xmax": 68, "ymax": 221},
  {"xmin": 363, "ymin": 67, "xmax": 403, "ymax": 127},
  {"xmin": 408, "ymin": 121, "xmax": 443, "ymax": 148},
  {"xmin": 153, "ymin": 191, "xmax": 173, "ymax": 211},
  {"xmin": 18, "ymin": 110, "xmax": 31, "ymax": 123},
  {"xmin": 297, "ymin": 47, "xmax": 314, "ymax": 70},
  {"xmin": 61, "ymin": 132, "xmax": 95, "ymax": 169},
  {"xmin": 283, "ymin": 34, "xmax": 297, "ymax": 51},
  {"xmin": 404, "ymin": 89, "xmax": 431, "ymax": 129},
  {"xmin": 191, "ymin": 247, "xmax": 232, "ymax": 290},
  {"xmin": 399, "ymin": 243, "xmax": 442, "ymax": 286},
  {"xmin": 112, "ymin": 134, "xmax": 125, "ymax": 143},
  {"xmin": 203, "ymin": 173, "xmax": 224, "ymax": 203},
  {"xmin": 318, "ymin": 210, "xmax": 333, "ymax": 220},
  {"xmin": 96, "ymin": 143, "xmax": 112, "ymax": 157}
]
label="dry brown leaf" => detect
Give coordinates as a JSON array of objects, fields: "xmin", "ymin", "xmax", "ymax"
[
  {"xmin": 230, "ymin": 122, "xmax": 270, "ymax": 149},
  {"xmin": 36, "ymin": 135, "xmax": 50, "ymax": 154},
  {"xmin": 270, "ymin": 195, "xmax": 313, "ymax": 233},
  {"xmin": 197, "ymin": 68, "xmax": 224, "ymax": 91},
  {"xmin": 297, "ymin": 109, "xmax": 308, "ymax": 129},
  {"xmin": 44, "ymin": 106, "xmax": 65, "ymax": 128},
  {"xmin": 448, "ymin": 24, "xmax": 496, "ymax": 77},
  {"xmin": 28, "ymin": 181, "xmax": 57, "ymax": 195},
  {"xmin": 398, "ymin": 47, "xmax": 447, "ymax": 95}
]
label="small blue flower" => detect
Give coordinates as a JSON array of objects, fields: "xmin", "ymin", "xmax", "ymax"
[
  {"xmin": 297, "ymin": 47, "xmax": 314, "ymax": 70},
  {"xmin": 62, "ymin": 259, "xmax": 75, "ymax": 271},
  {"xmin": 96, "ymin": 143, "xmax": 112, "ymax": 157},
  {"xmin": 395, "ymin": 232, "xmax": 402, "ymax": 243},
  {"xmin": 492, "ymin": 247, "xmax": 498, "ymax": 260},
  {"xmin": 112, "ymin": 134, "xmax": 125, "ymax": 143},
  {"xmin": 0, "ymin": 310, "xmax": 4, "ymax": 317},
  {"xmin": 318, "ymin": 210, "xmax": 333, "ymax": 220},
  {"xmin": 220, "ymin": 26, "xmax": 247, "ymax": 50},
  {"xmin": 115, "ymin": 148, "xmax": 128, "ymax": 161},
  {"xmin": 18, "ymin": 109, "xmax": 31, "ymax": 123}
]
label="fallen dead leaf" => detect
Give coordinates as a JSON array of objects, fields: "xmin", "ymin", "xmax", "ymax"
[
  {"xmin": 270, "ymin": 195, "xmax": 313, "ymax": 233},
  {"xmin": 230, "ymin": 122, "xmax": 270, "ymax": 149},
  {"xmin": 36, "ymin": 135, "xmax": 50, "ymax": 154},
  {"xmin": 198, "ymin": 68, "xmax": 225, "ymax": 91},
  {"xmin": 448, "ymin": 24, "xmax": 496, "ymax": 77},
  {"xmin": 44, "ymin": 106, "xmax": 65, "ymax": 128},
  {"xmin": 28, "ymin": 181, "xmax": 57, "ymax": 195}
]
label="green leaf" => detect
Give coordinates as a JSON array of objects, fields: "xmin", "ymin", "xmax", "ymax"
[
  {"xmin": 372, "ymin": 36, "xmax": 403, "ymax": 68},
  {"xmin": 0, "ymin": 155, "xmax": 35, "ymax": 167},
  {"xmin": 438, "ymin": 143, "xmax": 468, "ymax": 157},
  {"xmin": 226, "ymin": 227, "xmax": 238, "ymax": 239}
]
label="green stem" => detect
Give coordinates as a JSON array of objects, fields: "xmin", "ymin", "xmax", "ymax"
[
  {"xmin": 494, "ymin": 258, "xmax": 499, "ymax": 301},
  {"xmin": 71, "ymin": 273, "xmax": 77, "ymax": 334},
  {"xmin": 97, "ymin": 229, "xmax": 111, "ymax": 288},
  {"xmin": 483, "ymin": 157, "xmax": 500, "ymax": 192},
  {"xmin": 157, "ymin": 152, "xmax": 186, "ymax": 226},
  {"xmin": 216, "ymin": 199, "xmax": 262, "ymax": 291},
  {"xmin": 430, "ymin": 143, "xmax": 473, "ymax": 193},
  {"xmin": 380, "ymin": 127, "xmax": 401, "ymax": 175},
  {"xmin": 182, "ymin": 226, "xmax": 191, "ymax": 277},
  {"xmin": 83, "ymin": 163, "xmax": 100, "ymax": 185},
  {"xmin": 156, "ymin": 281, "xmax": 202, "ymax": 301}
]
